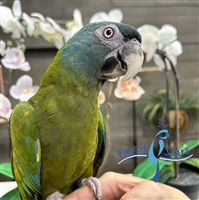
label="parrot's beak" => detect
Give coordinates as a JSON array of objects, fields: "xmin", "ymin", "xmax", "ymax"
[
  {"xmin": 119, "ymin": 40, "xmax": 144, "ymax": 82},
  {"xmin": 99, "ymin": 39, "xmax": 144, "ymax": 81}
]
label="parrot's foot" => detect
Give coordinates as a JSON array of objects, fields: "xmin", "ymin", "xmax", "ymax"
[
  {"xmin": 46, "ymin": 191, "xmax": 64, "ymax": 200},
  {"xmin": 81, "ymin": 176, "xmax": 102, "ymax": 200}
]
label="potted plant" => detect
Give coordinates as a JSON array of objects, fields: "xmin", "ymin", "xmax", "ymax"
[
  {"xmin": 133, "ymin": 138, "xmax": 199, "ymax": 199},
  {"xmin": 141, "ymin": 89, "xmax": 199, "ymax": 133},
  {"xmin": 133, "ymin": 24, "xmax": 199, "ymax": 199}
]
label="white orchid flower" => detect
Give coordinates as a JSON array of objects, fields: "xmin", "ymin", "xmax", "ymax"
[
  {"xmin": 31, "ymin": 13, "xmax": 64, "ymax": 49},
  {"xmin": 22, "ymin": 13, "xmax": 35, "ymax": 36},
  {"xmin": 65, "ymin": 9, "xmax": 83, "ymax": 41},
  {"xmin": 89, "ymin": 9, "xmax": 123, "ymax": 23},
  {"xmin": 9, "ymin": 75, "xmax": 38, "ymax": 101},
  {"xmin": 31, "ymin": 12, "xmax": 55, "ymax": 41},
  {"xmin": 138, "ymin": 24, "xmax": 183, "ymax": 69},
  {"xmin": 0, "ymin": 5, "xmax": 25, "ymax": 38},
  {"xmin": 12, "ymin": 0, "xmax": 22, "ymax": 18},
  {"xmin": 46, "ymin": 17, "xmax": 65, "ymax": 48},
  {"xmin": 158, "ymin": 24, "xmax": 177, "ymax": 46},
  {"xmin": 154, "ymin": 40, "xmax": 183, "ymax": 69},
  {"xmin": 1, "ymin": 48, "xmax": 30, "ymax": 71},
  {"xmin": 31, "ymin": 12, "xmax": 45, "ymax": 21},
  {"xmin": 0, "ymin": 93, "xmax": 12, "ymax": 119},
  {"xmin": 34, "ymin": 21, "xmax": 56, "ymax": 41},
  {"xmin": 137, "ymin": 25, "xmax": 159, "ymax": 62}
]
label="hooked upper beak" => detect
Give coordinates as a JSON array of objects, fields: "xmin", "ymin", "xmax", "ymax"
[{"xmin": 99, "ymin": 39, "xmax": 144, "ymax": 82}]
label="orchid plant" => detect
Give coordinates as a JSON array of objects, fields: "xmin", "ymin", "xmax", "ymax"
[
  {"xmin": 136, "ymin": 24, "xmax": 192, "ymax": 179},
  {"xmin": 114, "ymin": 76, "xmax": 145, "ymax": 101},
  {"xmin": 137, "ymin": 24, "xmax": 183, "ymax": 69},
  {"xmin": 137, "ymin": 24, "xmax": 183, "ymax": 136}
]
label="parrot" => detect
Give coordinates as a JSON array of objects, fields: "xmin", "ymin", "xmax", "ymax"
[{"xmin": 10, "ymin": 21, "xmax": 144, "ymax": 200}]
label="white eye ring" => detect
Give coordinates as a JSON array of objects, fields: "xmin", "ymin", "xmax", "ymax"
[{"xmin": 103, "ymin": 27, "xmax": 114, "ymax": 38}]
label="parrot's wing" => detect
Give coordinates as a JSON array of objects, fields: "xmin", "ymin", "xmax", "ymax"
[
  {"xmin": 93, "ymin": 109, "xmax": 106, "ymax": 175},
  {"xmin": 10, "ymin": 102, "xmax": 41, "ymax": 199}
]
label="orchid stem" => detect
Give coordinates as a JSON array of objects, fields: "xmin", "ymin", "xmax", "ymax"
[
  {"xmin": 157, "ymin": 50, "xmax": 171, "ymax": 147},
  {"xmin": 132, "ymin": 100, "xmax": 137, "ymax": 168},
  {"xmin": 163, "ymin": 56, "xmax": 171, "ymax": 147},
  {"xmin": 158, "ymin": 49, "xmax": 180, "ymax": 179},
  {"xmin": 8, "ymin": 69, "xmax": 13, "ymax": 85},
  {"xmin": 165, "ymin": 56, "xmax": 180, "ymax": 179},
  {"xmin": 3, "ymin": 69, "xmax": 13, "ymax": 96}
]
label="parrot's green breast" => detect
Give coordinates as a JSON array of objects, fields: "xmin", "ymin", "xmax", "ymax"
[{"xmin": 29, "ymin": 65, "xmax": 100, "ymax": 197}]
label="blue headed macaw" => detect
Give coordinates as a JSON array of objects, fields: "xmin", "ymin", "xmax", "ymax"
[{"xmin": 10, "ymin": 21, "xmax": 143, "ymax": 200}]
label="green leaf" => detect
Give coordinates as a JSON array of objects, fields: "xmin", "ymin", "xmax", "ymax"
[
  {"xmin": 148, "ymin": 103, "xmax": 161, "ymax": 123},
  {"xmin": 133, "ymin": 140, "xmax": 199, "ymax": 182},
  {"xmin": 133, "ymin": 158, "xmax": 156, "ymax": 180},
  {"xmin": 180, "ymin": 158, "xmax": 199, "ymax": 168},
  {"xmin": 159, "ymin": 170, "xmax": 174, "ymax": 183},
  {"xmin": 179, "ymin": 139, "xmax": 199, "ymax": 153},
  {"xmin": 0, "ymin": 163, "xmax": 14, "ymax": 179},
  {"xmin": 158, "ymin": 163, "xmax": 175, "ymax": 183},
  {"xmin": 133, "ymin": 158, "xmax": 173, "ymax": 180},
  {"xmin": 0, "ymin": 188, "xmax": 20, "ymax": 200}
]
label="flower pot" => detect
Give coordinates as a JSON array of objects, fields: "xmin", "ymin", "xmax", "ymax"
[
  {"xmin": 166, "ymin": 166, "xmax": 199, "ymax": 200},
  {"xmin": 162, "ymin": 110, "xmax": 190, "ymax": 133}
]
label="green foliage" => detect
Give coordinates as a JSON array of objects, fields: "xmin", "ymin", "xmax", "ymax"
[
  {"xmin": 133, "ymin": 139, "xmax": 199, "ymax": 183},
  {"xmin": 0, "ymin": 188, "xmax": 20, "ymax": 200},
  {"xmin": 179, "ymin": 139, "xmax": 199, "ymax": 153},
  {"xmin": 133, "ymin": 158, "xmax": 175, "ymax": 183},
  {"xmin": 141, "ymin": 89, "xmax": 199, "ymax": 128},
  {"xmin": 0, "ymin": 163, "xmax": 14, "ymax": 179},
  {"xmin": 180, "ymin": 158, "xmax": 199, "ymax": 169},
  {"xmin": 0, "ymin": 163, "xmax": 19, "ymax": 199}
]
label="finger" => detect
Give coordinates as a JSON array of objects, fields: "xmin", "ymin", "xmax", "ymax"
[
  {"xmin": 120, "ymin": 181, "xmax": 165, "ymax": 200},
  {"xmin": 63, "ymin": 172, "xmax": 149, "ymax": 200},
  {"xmin": 120, "ymin": 181, "xmax": 190, "ymax": 200},
  {"xmin": 62, "ymin": 186, "xmax": 96, "ymax": 200},
  {"xmin": 99, "ymin": 172, "xmax": 146, "ymax": 200}
]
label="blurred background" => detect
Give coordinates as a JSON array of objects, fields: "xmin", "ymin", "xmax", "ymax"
[{"xmin": 0, "ymin": 0, "xmax": 198, "ymax": 180}]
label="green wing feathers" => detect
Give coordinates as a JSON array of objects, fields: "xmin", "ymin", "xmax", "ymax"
[
  {"xmin": 10, "ymin": 102, "xmax": 41, "ymax": 200},
  {"xmin": 93, "ymin": 110, "xmax": 106, "ymax": 175}
]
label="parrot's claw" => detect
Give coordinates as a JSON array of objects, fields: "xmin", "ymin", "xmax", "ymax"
[
  {"xmin": 46, "ymin": 191, "xmax": 65, "ymax": 200},
  {"xmin": 81, "ymin": 176, "xmax": 102, "ymax": 200}
]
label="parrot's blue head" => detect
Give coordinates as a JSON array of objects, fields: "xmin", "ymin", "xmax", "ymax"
[{"xmin": 56, "ymin": 21, "xmax": 144, "ymax": 88}]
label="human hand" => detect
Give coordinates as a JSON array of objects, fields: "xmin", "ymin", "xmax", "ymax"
[{"xmin": 62, "ymin": 172, "xmax": 190, "ymax": 200}]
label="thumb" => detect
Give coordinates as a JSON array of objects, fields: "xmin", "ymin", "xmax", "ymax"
[
  {"xmin": 120, "ymin": 181, "xmax": 165, "ymax": 200},
  {"xmin": 120, "ymin": 181, "xmax": 189, "ymax": 200}
]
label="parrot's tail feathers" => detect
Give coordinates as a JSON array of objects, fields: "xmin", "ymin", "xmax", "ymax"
[{"xmin": 34, "ymin": 193, "xmax": 43, "ymax": 200}]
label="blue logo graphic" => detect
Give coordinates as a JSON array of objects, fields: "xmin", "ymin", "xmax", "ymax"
[
  {"xmin": 117, "ymin": 118, "xmax": 193, "ymax": 182},
  {"xmin": 148, "ymin": 118, "xmax": 170, "ymax": 182}
]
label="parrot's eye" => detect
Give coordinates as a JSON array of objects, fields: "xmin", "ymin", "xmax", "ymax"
[{"xmin": 103, "ymin": 27, "xmax": 114, "ymax": 39}]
